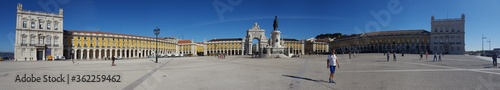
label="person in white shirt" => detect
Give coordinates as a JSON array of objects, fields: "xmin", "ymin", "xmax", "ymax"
[{"xmin": 327, "ymin": 50, "xmax": 340, "ymax": 83}]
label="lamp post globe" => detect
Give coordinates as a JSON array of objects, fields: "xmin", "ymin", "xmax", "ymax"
[{"xmin": 154, "ymin": 27, "xmax": 160, "ymax": 63}]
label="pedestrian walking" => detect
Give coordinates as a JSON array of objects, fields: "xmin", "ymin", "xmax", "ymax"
[
  {"xmin": 353, "ymin": 52, "xmax": 356, "ymax": 58},
  {"xmin": 393, "ymin": 52, "xmax": 397, "ymax": 61},
  {"xmin": 420, "ymin": 51, "xmax": 423, "ymax": 60},
  {"xmin": 402, "ymin": 52, "xmax": 404, "ymax": 57},
  {"xmin": 327, "ymin": 50, "xmax": 340, "ymax": 83},
  {"xmin": 492, "ymin": 52, "xmax": 497, "ymax": 67},
  {"xmin": 438, "ymin": 52, "xmax": 442, "ymax": 62},
  {"xmin": 111, "ymin": 56, "xmax": 116, "ymax": 66},
  {"xmin": 386, "ymin": 51, "xmax": 390, "ymax": 61},
  {"xmin": 433, "ymin": 53, "xmax": 437, "ymax": 62},
  {"xmin": 348, "ymin": 51, "xmax": 351, "ymax": 59}
]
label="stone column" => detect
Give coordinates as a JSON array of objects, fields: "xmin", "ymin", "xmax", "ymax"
[
  {"xmin": 301, "ymin": 42, "xmax": 305, "ymax": 55},
  {"xmin": 125, "ymin": 49, "xmax": 130, "ymax": 58},
  {"xmin": 114, "ymin": 49, "xmax": 117, "ymax": 58},
  {"xmin": 132, "ymin": 49, "xmax": 135, "ymax": 58},
  {"xmin": 247, "ymin": 43, "xmax": 251, "ymax": 55},
  {"xmin": 104, "ymin": 49, "xmax": 107, "ymax": 59},
  {"xmin": 98, "ymin": 49, "xmax": 101, "ymax": 59},
  {"xmin": 93, "ymin": 49, "xmax": 97, "ymax": 60},
  {"xmin": 73, "ymin": 49, "xmax": 77, "ymax": 60},
  {"xmin": 86, "ymin": 49, "xmax": 90, "ymax": 59},
  {"xmin": 241, "ymin": 44, "xmax": 244, "ymax": 56},
  {"xmin": 203, "ymin": 45, "xmax": 207, "ymax": 56},
  {"xmin": 79, "ymin": 49, "xmax": 83, "ymax": 60}
]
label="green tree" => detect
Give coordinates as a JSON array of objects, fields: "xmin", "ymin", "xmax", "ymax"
[{"xmin": 315, "ymin": 33, "xmax": 342, "ymax": 39}]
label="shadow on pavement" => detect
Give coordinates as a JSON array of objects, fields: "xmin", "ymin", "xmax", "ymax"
[{"xmin": 282, "ymin": 74, "xmax": 328, "ymax": 83}]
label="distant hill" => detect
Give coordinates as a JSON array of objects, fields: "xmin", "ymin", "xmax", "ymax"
[{"xmin": 0, "ymin": 52, "xmax": 14, "ymax": 57}]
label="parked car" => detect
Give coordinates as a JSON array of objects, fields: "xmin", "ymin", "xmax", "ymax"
[{"xmin": 54, "ymin": 55, "xmax": 65, "ymax": 60}]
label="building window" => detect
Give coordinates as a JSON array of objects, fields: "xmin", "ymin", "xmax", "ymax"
[
  {"xmin": 54, "ymin": 36, "xmax": 59, "ymax": 45},
  {"xmin": 54, "ymin": 23, "xmax": 59, "ymax": 30},
  {"xmin": 22, "ymin": 21, "xmax": 27, "ymax": 28},
  {"xmin": 31, "ymin": 21, "xmax": 35, "ymax": 29},
  {"xmin": 102, "ymin": 38, "xmax": 104, "ymax": 47},
  {"xmin": 38, "ymin": 36, "xmax": 44, "ymax": 44},
  {"xmin": 30, "ymin": 36, "xmax": 35, "ymax": 45},
  {"xmin": 84, "ymin": 37, "xmax": 87, "ymax": 47},
  {"xmin": 21, "ymin": 36, "xmax": 26, "ymax": 44},
  {"xmin": 39, "ymin": 21, "xmax": 43, "ymax": 29},
  {"xmin": 21, "ymin": 48, "xmax": 25, "ymax": 55},
  {"xmin": 47, "ymin": 23, "xmax": 51, "ymax": 30},
  {"xmin": 45, "ymin": 36, "xmax": 51, "ymax": 45}
]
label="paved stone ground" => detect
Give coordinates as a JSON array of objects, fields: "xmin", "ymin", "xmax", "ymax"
[{"xmin": 0, "ymin": 53, "xmax": 499, "ymax": 90}]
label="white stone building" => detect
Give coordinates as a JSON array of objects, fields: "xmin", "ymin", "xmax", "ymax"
[
  {"xmin": 14, "ymin": 3, "xmax": 64, "ymax": 61},
  {"xmin": 430, "ymin": 14, "xmax": 466, "ymax": 54}
]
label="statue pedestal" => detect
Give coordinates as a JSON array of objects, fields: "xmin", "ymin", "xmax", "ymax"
[{"xmin": 263, "ymin": 46, "xmax": 289, "ymax": 58}]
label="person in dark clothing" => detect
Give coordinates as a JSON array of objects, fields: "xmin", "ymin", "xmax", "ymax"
[
  {"xmin": 433, "ymin": 53, "xmax": 437, "ymax": 62},
  {"xmin": 438, "ymin": 52, "xmax": 442, "ymax": 62},
  {"xmin": 386, "ymin": 51, "xmax": 390, "ymax": 61},
  {"xmin": 111, "ymin": 56, "xmax": 116, "ymax": 66},
  {"xmin": 393, "ymin": 52, "xmax": 397, "ymax": 61},
  {"xmin": 348, "ymin": 51, "xmax": 351, "ymax": 59},
  {"xmin": 492, "ymin": 52, "xmax": 497, "ymax": 67},
  {"xmin": 420, "ymin": 51, "xmax": 423, "ymax": 60}
]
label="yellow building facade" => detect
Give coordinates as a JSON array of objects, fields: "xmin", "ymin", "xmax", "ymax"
[
  {"xmin": 63, "ymin": 30, "xmax": 177, "ymax": 60},
  {"xmin": 304, "ymin": 38, "xmax": 331, "ymax": 54},
  {"xmin": 331, "ymin": 30, "xmax": 430, "ymax": 54},
  {"xmin": 205, "ymin": 38, "xmax": 244, "ymax": 56}
]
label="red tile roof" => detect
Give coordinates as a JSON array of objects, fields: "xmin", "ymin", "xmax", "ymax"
[{"xmin": 178, "ymin": 40, "xmax": 192, "ymax": 44}]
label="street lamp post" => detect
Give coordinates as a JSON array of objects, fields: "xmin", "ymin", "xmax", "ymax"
[
  {"xmin": 154, "ymin": 27, "xmax": 160, "ymax": 63},
  {"xmin": 482, "ymin": 34, "xmax": 487, "ymax": 56},
  {"xmin": 487, "ymin": 39, "xmax": 491, "ymax": 50}
]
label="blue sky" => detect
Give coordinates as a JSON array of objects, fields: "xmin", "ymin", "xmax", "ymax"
[{"xmin": 1, "ymin": 0, "xmax": 499, "ymax": 52}]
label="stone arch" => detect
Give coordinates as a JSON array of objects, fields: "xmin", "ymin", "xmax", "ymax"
[
  {"xmin": 100, "ymin": 49, "xmax": 105, "ymax": 59},
  {"xmin": 89, "ymin": 49, "xmax": 94, "ymax": 59},
  {"xmin": 82, "ymin": 49, "xmax": 87, "ymax": 59},
  {"xmin": 244, "ymin": 23, "xmax": 269, "ymax": 55},
  {"xmin": 105, "ymin": 49, "xmax": 110, "ymax": 59}
]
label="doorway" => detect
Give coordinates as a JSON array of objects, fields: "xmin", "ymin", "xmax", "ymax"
[{"xmin": 36, "ymin": 50, "xmax": 43, "ymax": 60}]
